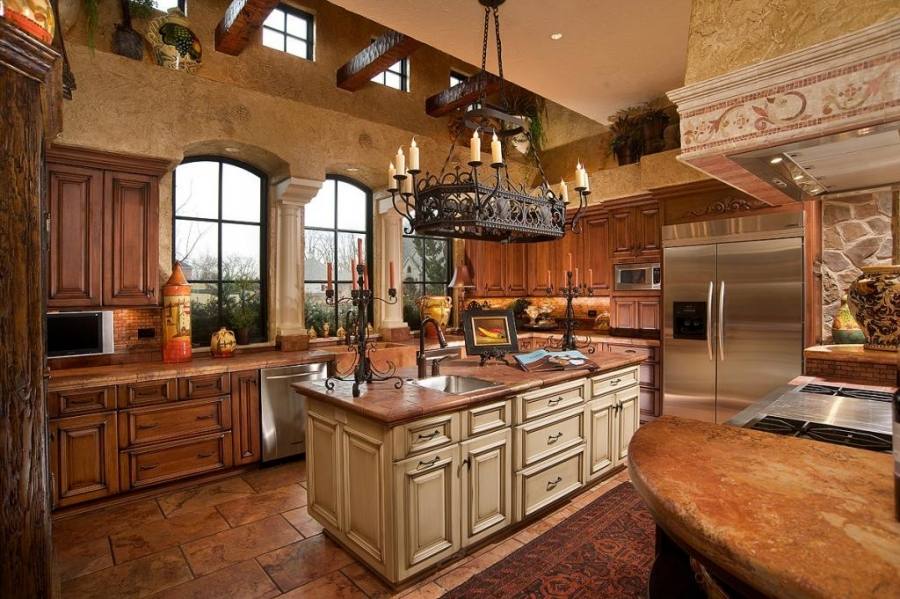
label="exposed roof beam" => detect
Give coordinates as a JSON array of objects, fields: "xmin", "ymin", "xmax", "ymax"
[
  {"xmin": 425, "ymin": 71, "xmax": 502, "ymax": 117},
  {"xmin": 215, "ymin": 0, "xmax": 280, "ymax": 56},
  {"xmin": 336, "ymin": 30, "xmax": 421, "ymax": 91}
]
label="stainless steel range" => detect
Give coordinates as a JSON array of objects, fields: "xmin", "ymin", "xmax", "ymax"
[{"xmin": 732, "ymin": 383, "xmax": 893, "ymax": 453}]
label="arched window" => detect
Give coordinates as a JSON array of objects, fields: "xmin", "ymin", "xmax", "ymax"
[
  {"xmin": 303, "ymin": 176, "xmax": 371, "ymax": 336},
  {"xmin": 173, "ymin": 157, "xmax": 267, "ymax": 345}
]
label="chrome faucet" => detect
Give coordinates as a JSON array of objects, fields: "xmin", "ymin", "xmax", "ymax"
[{"xmin": 417, "ymin": 317, "xmax": 457, "ymax": 378}]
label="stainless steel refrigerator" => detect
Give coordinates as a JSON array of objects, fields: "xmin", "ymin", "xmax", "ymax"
[{"xmin": 663, "ymin": 212, "xmax": 804, "ymax": 423}]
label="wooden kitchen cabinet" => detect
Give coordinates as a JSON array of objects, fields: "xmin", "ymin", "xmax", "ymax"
[
  {"xmin": 103, "ymin": 171, "xmax": 159, "ymax": 306},
  {"xmin": 47, "ymin": 164, "xmax": 104, "ymax": 307},
  {"xmin": 525, "ymin": 241, "xmax": 555, "ymax": 295},
  {"xmin": 606, "ymin": 196, "xmax": 660, "ymax": 262},
  {"xmin": 585, "ymin": 392, "xmax": 616, "ymax": 481},
  {"xmin": 307, "ymin": 409, "xmax": 343, "ymax": 530},
  {"xmin": 230, "ymin": 370, "xmax": 261, "ymax": 465},
  {"xmin": 611, "ymin": 296, "xmax": 660, "ymax": 330},
  {"xmin": 581, "ymin": 211, "xmax": 610, "ymax": 293},
  {"xmin": 504, "ymin": 243, "xmax": 528, "ymax": 295},
  {"xmin": 636, "ymin": 203, "xmax": 661, "ymax": 257},
  {"xmin": 341, "ymin": 422, "xmax": 388, "ymax": 567},
  {"xmin": 615, "ymin": 387, "xmax": 640, "ymax": 462},
  {"xmin": 49, "ymin": 412, "xmax": 119, "ymax": 508},
  {"xmin": 460, "ymin": 428, "xmax": 512, "ymax": 547},
  {"xmin": 610, "ymin": 206, "xmax": 634, "ymax": 260},
  {"xmin": 466, "ymin": 240, "xmax": 527, "ymax": 296}
]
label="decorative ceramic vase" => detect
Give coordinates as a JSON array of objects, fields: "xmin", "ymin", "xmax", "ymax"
[
  {"xmin": 210, "ymin": 327, "xmax": 236, "ymax": 358},
  {"xmin": 162, "ymin": 263, "xmax": 192, "ymax": 363},
  {"xmin": 418, "ymin": 295, "xmax": 451, "ymax": 338},
  {"xmin": 145, "ymin": 9, "xmax": 202, "ymax": 73},
  {"xmin": 831, "ymin": 294, "xmax": 865, "ymax": 345},
  {"xmin": 847, "ymin": 265, "xmax": 900, "ymax": 351}
]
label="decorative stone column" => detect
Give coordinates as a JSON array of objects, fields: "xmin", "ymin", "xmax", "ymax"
[
  {"xmin": 274, "ymin": 177, "xmax": 323, "ymax": 350},
  {"xmin": 377, "ymin": 192, "xmax": 411, "ymax": 341}
]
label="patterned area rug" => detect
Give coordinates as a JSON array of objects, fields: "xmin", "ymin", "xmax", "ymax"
[{"xmin": 441, "ymin": 482, "xmax": 655, "ymax": 598}]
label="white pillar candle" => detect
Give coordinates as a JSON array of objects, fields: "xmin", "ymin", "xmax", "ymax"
[
  {"xmin": 409, "ymin": 138, "xmax": 419, "ymax": 171},
  {"xmin": 583, "ymin": 167, "xmax": 590, "ymax": 192},
  {"xmin": 388, "ymin": 162, "xmax": 397, "ymax": 189},
  {"xmin": 491, "ymin": 132, "xmax": 503, "ymax": 165},
  {"xmin": 402, "ymin": 173, "xmax": 413, "ymax": 195},
  {"xmin": 470, "ymin": 130, "xmax": 481, "ymax": 163},
  {"xmin": 575, "ymin": 162, "xmax": 585, "ymax": 189},
  {"xmin": 559, "ymin": 179, "xmax": 569, "ymax": 204},
  {"xmin": 395, "ymin": 147, "xmax": 405, "ymax": 174}
]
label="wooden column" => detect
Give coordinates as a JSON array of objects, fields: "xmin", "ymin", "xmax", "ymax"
[{"xmin": 0, "ymin": 20, "xmax": 60, "ymax": 599}]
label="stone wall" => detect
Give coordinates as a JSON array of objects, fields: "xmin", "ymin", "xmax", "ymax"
[{"xmin": 820, "ymin": 191, "xmax": 893, "ymax": 341}]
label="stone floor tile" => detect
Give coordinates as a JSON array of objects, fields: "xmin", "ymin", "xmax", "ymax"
[
  {"xmin": 257, "ymin": 534, "xmax": 354, "ymax": 592},
  {"xmin": 340, "ymin": 562, "xmax": 395, "ymax": 598},
  {"xmin": 215, "ymin": 484, "xmax": 307, "ymax": 528},
  {"xmin": 111, "ymin": 507, "xmax": 230, "ymax": 564},
  {"xmin": 54, "ymin": 535, "xmax": 114, "ymax": 582},
  {"xmin": 277, "ymin": 571, "xmax": 366, "ymax": 598},
  {"xmin": 61, "ymin": 547, "xmax": 192, "ymax": 599},
  {"xmin": 396, "ymin": 582, "xmax": 445, "ymax": 599},
  {"xmin": 181, "ymin": 515, "xmax": 301, "ymax": 576},
  {"xmin": 281, "ymin": 505, "xmax": 323, "ymax": 538},
  {"xmin": 151, "ymin": 559, "xmax": 279, "ymax": 599},
  {"xmin": 157, "ymin": 478, "xmax": 256, "ymax": 518},
  {"xmin": 53, "ymin": 500, "xmax": 164, "ymax": 544},
  {"xmin": 241, "ymin": 460, "xmax": 307, "ymax": 494}
]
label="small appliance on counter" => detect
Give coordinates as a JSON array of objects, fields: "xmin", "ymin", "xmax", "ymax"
[
  {"xmin": 614, "ymin": 262, "xmax": 660, "ymax": 291},
  {"xmin": 46, "ymin": 311, "xmax": 114, "ymax": 358}
]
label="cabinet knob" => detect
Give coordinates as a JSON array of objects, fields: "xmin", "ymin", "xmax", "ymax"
[
  {"xmin": 417, "ymin": 456, "xmax": 441, "ymax": 470},
  {"xmin": 547, "ymin": 397, "xmax": 562, "ymax": 406},
  {"xmin": 417, "ymin": 430, "xmax": 440, "ymax": 441},
  {"xmin": 547, "ymin": 432, "xmax": 563, "ymax": 443}
]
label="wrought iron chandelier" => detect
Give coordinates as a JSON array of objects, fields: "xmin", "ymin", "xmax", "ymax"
[{"xmin": 386, "ymin": 0, "xmax": 591, "ymax": 243}]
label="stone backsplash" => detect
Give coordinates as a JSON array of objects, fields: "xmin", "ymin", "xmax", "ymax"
[{"xmin": 821, "ymin": 191, "xmax": 893, "ymax": 342}]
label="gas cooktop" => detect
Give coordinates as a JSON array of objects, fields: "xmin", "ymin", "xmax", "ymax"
[
  {"xmin": 797, "ymin": 383, "xmax": 892, "ymax": 403},
  {"xmin": 751, "ymin": 415, "xmax": 892, "ymax": 453}
]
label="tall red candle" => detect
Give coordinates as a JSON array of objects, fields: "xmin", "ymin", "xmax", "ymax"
[
  {"xmin": 351, "ymin": 259, "xmax": 357, "ymax": 289},
  {"xmin": 389, "ymin": 261, "xmax": 395, "ymax": 289},
  {"xmin": 357, "ymin": 238, "xmax": 363, "ymax": 265},
  {"xmin": 326, "ymin": 262, "xmax": 333, "ymax": 291}
]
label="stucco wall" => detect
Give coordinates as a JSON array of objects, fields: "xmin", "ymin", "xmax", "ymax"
[{"xmin": 684, "ymin": 0, "xmax": 900, "ymax": 84}]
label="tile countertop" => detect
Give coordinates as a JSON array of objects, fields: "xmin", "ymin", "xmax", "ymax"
[
  {"xmin": 517, "ymin": 330, "xmax": 660, "ymax": 347},
  {"xmin": 803, "ymin": 344, "xmax": 897, "ymax": 365},
  {"xmin": 293, "ymin": 352, "xmax": 646, "ymax": 426},
  {"xmin": 628, "ymin": 417, "xmax": 900, "ymax": 599},
  {"xmin": 47, "ymin": 349, "xmax": 336, "ymax": 391}
]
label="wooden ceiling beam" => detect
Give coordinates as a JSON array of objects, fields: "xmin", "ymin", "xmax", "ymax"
[
  {"xmin": 425, "ymin": 71, "xmax": 502, "ymax": 117},
  {"xmin": 215, "ymin": 0, "xmax": 281, "ymax": 56},
  {"xmin": 336, "ymin": 30, "xmax": 421, "ymax": 91}
]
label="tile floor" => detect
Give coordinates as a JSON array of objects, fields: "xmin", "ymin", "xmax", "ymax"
[{"xmin": 53, "ymin": 460, "xmax": 631, "ymax": 598}]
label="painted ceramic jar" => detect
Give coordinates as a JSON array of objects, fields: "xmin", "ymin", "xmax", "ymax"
[
  {"xmin": 418, "ymin": 295, "xmax": 451, "ymax": 337},
  {"xmin": 210, "ymin": 327, "xmax": 236, "ymax": 358},
  {"xmin": 847, "ymin": 265, "xmax": 900, "ymax": 351},
  {"xmin": 831, "ymin": 294, "xmax": 865, "ymax": 345},
  {"xmin": 145, "ymin": 8, "xmax": 202, "ymax": 73},
  {"xmin": 162, "ymin": 263, "xmax": 192, "ymax": 363}
]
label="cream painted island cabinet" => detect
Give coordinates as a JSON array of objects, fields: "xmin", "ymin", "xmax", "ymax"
[{"xmin": 302, "ymin": 364, "xmax": 641, "ymax": 585}]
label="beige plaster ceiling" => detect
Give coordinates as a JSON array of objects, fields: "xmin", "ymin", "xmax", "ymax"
[{"xmin": 328, "ymin": 0, "xmax": 692, "ymax": 125}]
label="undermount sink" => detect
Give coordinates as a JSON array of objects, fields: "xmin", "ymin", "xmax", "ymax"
[{"xmin": 412, "ymin": 375, "xmax": 501, "ymax": 395}]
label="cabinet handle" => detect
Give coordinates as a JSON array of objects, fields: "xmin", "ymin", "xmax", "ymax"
[
  {"xmin": 417, "ymin": 456, "xmax": 441, "ymax": 470},
  {"xmin": 547, "ymin": 432, "xmax": 563, "ymax": 443},
  {"xmin": 461, "ymin": 457, "xmax": 470, "ymax": 470},
  {"xmin": 137, "ymin": 423, "xmax": 159, "ymax": 430},
  {"xmin": 625, "ymin": 349, "xmax": 637, "ymax": 354},
  {"xmin": 416, "ymin": 430, "xmax": 440, "ymax": 441},
  {"xmin": 197, "ymin": 452, "xmax": 214, "ymax": 458},
  {"xmin": 139, "ymin": 463, "xmax": 159, "ymax": 471},
  {"xmin": 610, "ymin": 378, "xmax": 622, "ymax": 386},
  {"xmin": 196, "ymin": 414, "xmax": 214, "ymax": 421},
  {"xmin": 547, "ymin": 476, "xmax": 563, "ymax": 490},
  {"xmin": 547, "ymin": 397, "xmax": 562, "ymax": 406}
]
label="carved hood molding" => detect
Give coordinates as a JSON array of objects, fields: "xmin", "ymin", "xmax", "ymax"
[{"xmin": 667, "ymin": 18, "xmax": 900, "ymax": 206}]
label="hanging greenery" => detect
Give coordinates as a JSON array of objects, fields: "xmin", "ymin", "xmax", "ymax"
[{"xmin": 83, "ymin": 0, "xmax": 101, "ymax": 50}]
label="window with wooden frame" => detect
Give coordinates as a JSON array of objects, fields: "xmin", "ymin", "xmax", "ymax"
[{"xmin": 262, "ymin": 4, "xmax": 315, "ymax": 60}]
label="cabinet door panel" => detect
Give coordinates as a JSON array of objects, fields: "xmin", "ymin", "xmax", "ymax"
[
  {"xmin": 307, "ymin": 411, "xmax": 342, "ymax": 530},
  {"xmin": 616, "ymin": 388, "xmax": 640, "ymax": 462},
  {"xmin": 586, "ymin": 396, "xmax": 616, "ymax": 481},
  {"xmin": 230, "ymin": 370, "xmax": 261, "ymax": 465},
  {"xmin": 50, "ymin": 413, "xmax": 118, "ymax": 507},
  {"xmin": 103, "ymin": 171, "xmax": 159, "ymax": 306},
  {"xmin": 637, "ymin": 203, "xmax": 661, "ymax": 257},
  {"xmin": 610, "ymin": 208, "xmax": 633, "ymax": 259},
  {"xmin": 504, "ymin": 244, "xmax": 527, "ymax": 295},
  {"xmin": 467, "ymin": 240, "xmax": 504, "ymax": 297},
  {"xmin": 342, "ymin": 425, "xmax": 386, "ymax": 564},
  {"xmin": 460, "ymin": 429, "xmax": 511, "ymax": 547},
  {"xmin": 582, "ymin": 212, "xmax": 610, "ymax": 293},
  {"xmin": 47, "ymin": 164, "xmax": 104, "ymax": 307},
  {"xmin": 637, "ymin": 299, "xmax": 660, "ymax": 330},
  {"xmin": 611, "ymin": 298, "xmax": 636, "ymax": 329},
  {"xmin": 525, "ymin": 241, "xmax": 555, "ymax": 295}
]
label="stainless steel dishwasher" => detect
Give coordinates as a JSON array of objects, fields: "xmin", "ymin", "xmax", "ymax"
[{"xmin": 259, "ymin": 362, "xmax": 328, "ymax": 462}]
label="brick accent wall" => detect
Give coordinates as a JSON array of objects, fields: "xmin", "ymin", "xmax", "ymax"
[
  {"xmin": 113, "ymin": 307, "xmax": 162, "ymax": 352},
  {"xmin": 805, "ymin": 357, "xmax": 896, "ymax": 386}
]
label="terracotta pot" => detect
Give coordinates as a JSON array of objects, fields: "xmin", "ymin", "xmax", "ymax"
[
  {"xmin": 418, "ymin": 295, "xmax": 451, "ymax": 338},
  {"xmin": 210, "ymin": 327, "xmax": 236, "ymax": 358},
  {"xmin": 847, "ymin": 265, "xmax": 900, "ymax": 351}
]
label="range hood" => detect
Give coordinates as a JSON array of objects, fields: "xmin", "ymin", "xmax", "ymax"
[{"xmin": 667, "ymin": 18, "xmax": 900, "ymax": 205}]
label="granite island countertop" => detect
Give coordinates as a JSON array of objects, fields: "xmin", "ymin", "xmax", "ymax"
[
  {"xmin": 628, "ymin": 416, "xmax": 900, "ymax": 599},
  {"xmin": 293, "ymin": 351, "xmax": 645, "ymax": 425}
]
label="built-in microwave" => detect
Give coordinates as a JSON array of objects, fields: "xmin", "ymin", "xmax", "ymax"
[
  {"xmin": 614, "ymin": 263, "xmax": 661, "ymax": 291},
  {"xmin": 47, "ymin": 311, "xmax": 115, "ymax": 357}
]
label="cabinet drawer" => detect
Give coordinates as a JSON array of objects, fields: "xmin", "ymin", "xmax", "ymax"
[
  {"xmin": 118, "ymin": 397, "xmax": 232, "ymax": 448},
  {"xmin": 119, "ymin": 431, "xmax": 233, "ymax": 490},
  {"xmin": 515, "ymin": 445, "xmax": 584, "ymax": 520},
  {"xmin": 462, "ymin": 400, "xmax": 511, "ymax": 439},
  {"xmin": 606, "ymin": 344, "xmax": 655, "ymax": 361},
  {"xmin": 393, "ymin": 413, "xmax": 459, "ymax": 460},
  {"xmin": 517, "ymin": 379, "xmax": 587, "ymax": 424},
  {"xmin": 514, "ymin": 406, "xmax": 585, "ymax": 470},
  {"xmin": 49, "ymin": 386, "xmax": 116, "ymax": 417},
  {"xmin": 117, "ymin": 379, "xmax": 177, "ymax": 408},
  {"xmin": 591, "ymin": 367, "xmax": 639, "ymax": 397},
  {"xmin": 178, "ymin": 373, "xmax": 231, "ymax": 400}
]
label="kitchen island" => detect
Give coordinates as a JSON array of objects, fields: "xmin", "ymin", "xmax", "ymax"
[
  {"xmin": 629, "ymin": 417, "xmax": 900, "ymax": 599},
  {"xmin": 293, "ymin": 352, "xmax": 645, "ymax": 585}
]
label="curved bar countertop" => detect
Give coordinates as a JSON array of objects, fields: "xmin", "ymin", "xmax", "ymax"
[{"xmin": 628, "ymin": 416, "xmax": 900, "ymax": 599}]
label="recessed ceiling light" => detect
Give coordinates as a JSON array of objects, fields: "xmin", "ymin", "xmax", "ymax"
[
  {"xmin": 550, "ymin": 33, "xmax": 563, "ymax": 40},
  {"xmin": 346, "ymin": 167, "xmax": 360, "ymax": 172},
  {"xmin": 769, "ymin": 156, "xmax": 783, "ymax": 164}
]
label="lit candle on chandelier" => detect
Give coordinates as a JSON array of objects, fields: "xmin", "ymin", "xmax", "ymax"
[
  {"xmin": 395, "ymin": 147, "xmax": 405, "ymax": 175},
  {"xmin": 409, "ymin": 138, "xmax": 419, "ymax": 171},
  {"xmin": 470, "ymin": 129, "xmax": 481, "ymax": 162},
  {"xmin": 491, "ymin": 131, "xmax": 503, "ymax": 165},
  {"xmin": 560, "ymin": 179, "xmax": 569, "ymax": 204},
  {"xmin": 402, "ymin": 174, "xmax": 413, "ymax": 195},
  {"xmin": 388, "ymin": 162, "xmax": 397, "ymax": 190}
]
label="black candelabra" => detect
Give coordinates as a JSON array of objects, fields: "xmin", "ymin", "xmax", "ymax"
[
  {"xmin": 544, "ymin": 270, "xmax": 596, "ymax": 354},
  {"xmin": 324, "ymin": 264, "xmax": 403, "ymax": 398}
]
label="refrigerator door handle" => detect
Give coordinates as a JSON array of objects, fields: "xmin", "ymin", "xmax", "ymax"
[
  {"xmin": 706, "ymin": 281, "xmax": 714, "ymax": 361},
  {"xmin": 718, "ymin": 281, "xmax": 726, "ymax": 362}
]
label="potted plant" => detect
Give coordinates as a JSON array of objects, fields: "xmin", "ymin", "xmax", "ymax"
[
  {"xmin": 640, "ymin": 99, "xmax": 670, "ymax": 155},
  {"xmin": 113, "ymin": 0, "xmax": 155, "ymax": 60},
  {"xmin": 609, "ymin": 108, "xmax": 642, "ymax": 166}
]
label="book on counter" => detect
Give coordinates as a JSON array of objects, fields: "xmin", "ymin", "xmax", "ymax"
[{"xmin": 514, "ymin": 349, "xmax": 597, "ymax": 372}]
